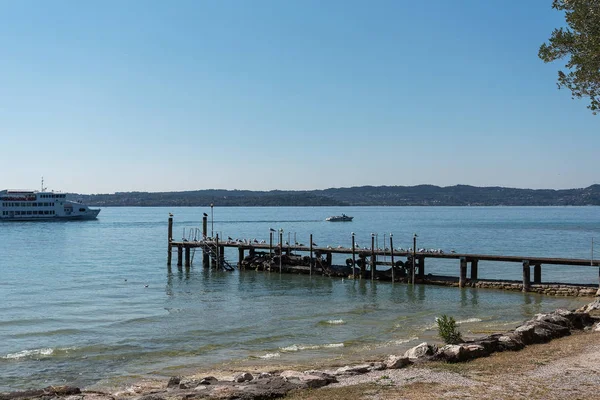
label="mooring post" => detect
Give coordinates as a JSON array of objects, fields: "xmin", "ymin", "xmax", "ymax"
[
  {"xmin": 269, "ymin": 231, "xmax": 273, "ymax": 259},
  {"xmin": 390, "ymin": 234, "xmax": 395, "ymax": 283},
  {"xmin": 202, "ymin": 215, "xmax": 209, "ymax": 267},
  {"xmin": 417, "ymin": 256, "xmax": 425, "ymax": 278},
  {"xmin": 309, "ymin": 234, "xmax": 313, "ymax": 276},
  {"xmin": 534, "ymin": 264, "xmax": 542, "ymax": 284},
  {"xmin": 238, "ymin": 247, "xmax": 245, "ymax": 269},
  {"xmin": 371, "ymin": 234, "xmax": 375, "ymax": 281},
  {"xmin": 351, "ymin": 233, "xmax": 356, "ymax": 278},
  {"xmin": 360, "ymin": 254, "xmax": 366, "ymax": 279},
  {"xmin": 522, "ymin": 260, "xmax": 531, "ymax": 292},
  {"xmin": 167, "ymin": 215, "xmax": 173, "ymax": 266},
  {"xmin": 470, "ymin": 259, "xmax": 478, "ymax": 280},
  {"xmin": 177, "ymin": 245, "xmax": 183, "ymax": 267},
  {"xmin": 326, "ymin": 252, "xmax": 332, "ymax": 271},
  {"xmin": 215, "ymin": 234, "xmax": 220, "ymax": 269},
  {"xmin": 279, "ymin": 230, "xmax": 283, "ymax": 274},
  {"xmin": 459, "ymin": 257, "xmax": 467, "ymax": 288},
  {"xmin": 185, "ymin": 246, "xmax": 191, "ymax": 268}
]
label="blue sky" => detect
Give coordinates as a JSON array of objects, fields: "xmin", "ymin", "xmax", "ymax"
[{"xmin": 1, "ymin": 0, "xmax": 597, "ymax": 194}]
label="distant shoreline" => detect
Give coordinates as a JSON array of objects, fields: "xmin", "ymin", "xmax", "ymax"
[{"xmin": 68, "ymin": 184, "xmax": 600, "ymax": 207}]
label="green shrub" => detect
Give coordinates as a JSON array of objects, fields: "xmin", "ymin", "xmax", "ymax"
[{"xmin": 437, "ymin": 315, "xmax": 463, "ymax": 344}]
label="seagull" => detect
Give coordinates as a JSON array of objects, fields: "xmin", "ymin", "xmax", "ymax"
[
  {"xmin": 312, "ymin": 242, "xmax": 317, "ymax": 246},
  {"xmin": 270, "ymin": 228, "xmax": 276, "ymax": 232},
  {"xmin": 203, "ymin": 213, "xmax": 208, "ymax": 217},
  {"xmin": 168, "ymin": 213, "xmax": 173, "ymax": 217},
  {"xmin": 228, "ymin": 236, "xmax": 233, "ymax": 241}
]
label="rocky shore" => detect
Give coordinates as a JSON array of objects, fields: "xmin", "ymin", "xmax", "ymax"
[{"xmin": 3, "ymin": 298, "xmax": 600, "ymax": 400}]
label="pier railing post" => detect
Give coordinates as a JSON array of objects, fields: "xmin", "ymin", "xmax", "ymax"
[
  {"xmin": 459, "ymin": 257, "xmax": 467, "ymax": 288},
  {"xmin": 522, "ymin": 260, "xmax": 531, "ymax": 292},
  {"xmin": 417, "ymin": 256, "xmax": 425, "ymax": 279},
  {"xmin": 215, "ymin": 234, "xmax": 220, "ymax": 269},
  {"xmin": 185, "ymin": 246, "xmax": 191, "ymax": 268}
]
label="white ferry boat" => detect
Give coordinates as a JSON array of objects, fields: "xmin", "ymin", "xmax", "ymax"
[{"xmin": 0, "ymin": 186, "xmax": 100, "ymax": 221}]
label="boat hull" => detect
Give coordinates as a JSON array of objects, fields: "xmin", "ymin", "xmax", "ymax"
[{"xmin": 0, "ymin": 209, "xmax": 100, "ymax": 222}]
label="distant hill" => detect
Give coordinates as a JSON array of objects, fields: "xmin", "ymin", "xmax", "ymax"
[{"xmin": 68, "ymin": 185, "xmax": 600, "ymax": 207}]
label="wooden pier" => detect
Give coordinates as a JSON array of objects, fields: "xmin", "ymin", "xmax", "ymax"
[{"xmin": 167, "ymin": 215, "xmax": 600, "ymax": 293}]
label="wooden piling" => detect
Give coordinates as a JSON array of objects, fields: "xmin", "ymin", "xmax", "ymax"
[
  {"xmin": 177, "ymin": 245, "xmax": 183, "ymax": 267},
  {"xmin": 417, "ymin": 256, "xmax": 425, "ymax": 278},
  {"xmin": 167, "ymin": 216, "xmax": 173, "ymax": 266},
  {"xmin": 202, "ymin": 215, "xmax": 209, "ymax": 266},
  {"xmin": 533, "ymin": 264, "xmax": 541, "ymax": 284},
  {"xmin": 215, "ymin": 234, "xmax": 220, "ymax": 269},
  {"xmin": 522, "ymin": 260, "xmax": 531, "ymax": 292},
  {"xmin": 459, "ymin": 257, "xmax": 467, "ymax": 288},
  {"xmin": 279, "ymin": 231, "xmax": 283, "ymax": 274},
  {"xmin": 390, "ymin": 235, "xmax": 394, "ymax": 282},
  {"xmin": 351, "ymin": 234, "xmax": 356, "ymax": 279},
  {"xmin": 185, "ymin": 246, "xmax": 191, "ymax": 267},
  {"xmin": 309, "ymin": 234, "xmax": 313, "ymax": 276},
  {"xmin": 326, "ymin": 252, "xmax": 332, "ymax": 270},
  {"xmin": 238, "ymin": 247, "xmax": 245, "ymax": 269},
  {"xmin": 269, "ymin": 232, "xmax": 273, "ymax": 259},
  {"xmin": 371, "ymin": 235, "xmax": 375, "ymax": 281},
  {"xmin": 470, "ymin": 259, "xmax": 478, "ymax": 280}
]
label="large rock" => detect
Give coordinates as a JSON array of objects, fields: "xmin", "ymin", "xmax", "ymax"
[
  {"xmin": 234, "ymin": 372, "xmax": 254, "ymax": 383},
  {"xmin": 279, "ymin": 370, "xmax": 335, "ymax": 388},
  {"xmin": 514, "ymin": 320, "xmax": 570, "ymax": 345},
  {"xmin": 384, "ymin": 355, "xmax": 411, "ymax": 369},
  {"xmin": 436, "ymin": 344, "xmax": 487, "ymax": 362},
  {"xmin": 403, "ymin": 342, "xmax": 437, "ymax": 361},
  {"xmin": 334, "ymin": 364, "xmax": 372, "ymax": 375}
]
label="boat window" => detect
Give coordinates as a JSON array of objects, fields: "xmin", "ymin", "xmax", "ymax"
[{"xmin": 79, "ymin": 208, "xmax": 86, "ymax": 212}]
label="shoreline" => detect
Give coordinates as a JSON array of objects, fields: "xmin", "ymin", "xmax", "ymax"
[{"xmin": 3, "ymin": 299, "xmax": 599, "ymax": 400}]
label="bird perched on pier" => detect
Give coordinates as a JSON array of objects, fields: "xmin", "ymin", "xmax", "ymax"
[
  {"xmin": 203, "ymin": 213, "xmax": 208, "ymax": 217},
  {"xmin": 270, "ymin": 228, "xmax": 276, "ymax": 232},
  {"xmin": 312, "ymin": 242, "xmax": 317, "ymax": 246},
  {"xmin": 228, "ymin": 236, "xmax": 233, "ymax": 241},
  {"xmin": 169, "ymin": 213, "xmax": 173, "ymax": 217},
  {"xmin": 285, "ymin": 241, "xmax": 289, "ymax": 245}
]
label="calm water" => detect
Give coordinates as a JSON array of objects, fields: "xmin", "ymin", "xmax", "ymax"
[{"xmin": 1, "ymin": 206, "xmax": 599, "ymax": 391}]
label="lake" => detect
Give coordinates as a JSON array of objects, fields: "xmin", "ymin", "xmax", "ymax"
[{"xmin": 1, "ymin": 206, "xmax": 598, "ymax": 391}]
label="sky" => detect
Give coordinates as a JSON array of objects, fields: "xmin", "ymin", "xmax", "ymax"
[{"xmin": 0, "ymin": 0, "xmax": 598, "ymax": 194}]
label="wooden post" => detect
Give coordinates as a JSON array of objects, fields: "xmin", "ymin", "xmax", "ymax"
[
  {"xmin": 360, "ymin": 254, "xmax": 366, "ymax": 279},
  {"xmin": 185, "ymin": 246, "xmax": 191, "ymax": 267},
  {"xmin": 309, "ymin": 234, "xmax": 313, "ymax": 276},
  {"xmin": 459, "ymin": 257, "xmax": 467, "ymax": 288},
  {"xmin": 167, "ymin": 216, "xmax": 173, "ymax": 266},
  {"xmin": 522, "ymin": 260, "xmax": 531, "ymax": 292},
  {"xmin": 177, "ymin": 245, "xmax": 183, "ymax": 267},
  {"xmin": 238, "ymin": 247, "xmax": 245, "ymax": 269},
  {"xmin": 390, "ymin": 235, "xmax": 395, "ymax": 283},
  {"xmin": 215, "ymin": 234, "xmax": 219, "ymax": 269},
  {"xmin": 371, "ymin": 235, "xmax": 375, "ymax": 281},
  {"xmin": 202, "ymin": 215, "xmax": 209, "ymax": 266},
  {"xmin": 326, "ymin": 252, "xmax": 332, "ymax": 270},
  {"xmin": 412, "ymin": 235, "xmax": 417, "ymax": 285},
  {"xmin": 533, "ymin": 264, "xmax": 542, "ymax": 284},
  {"xmin": 417, "ymin": 256, "xmax": 425, "ymax": 278},
  {"xmin": 351, "ymin": 234, "xmax": 356, "ymax": 278},
  {"xmin": 279, "ymin": 230, "xmax": 283, "ymax": 274},
  {"xmin": 269, "ymin": 232, "xmax": 273, "ymax": 259},
  {"xmin": 470, "ymin": 259, "xmax": 478, "ymax": 280}
]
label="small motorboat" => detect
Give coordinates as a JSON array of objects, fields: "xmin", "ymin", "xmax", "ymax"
[{"xmin": 325, "ymin": 213, "xmax": 353, "ymax": 222}]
